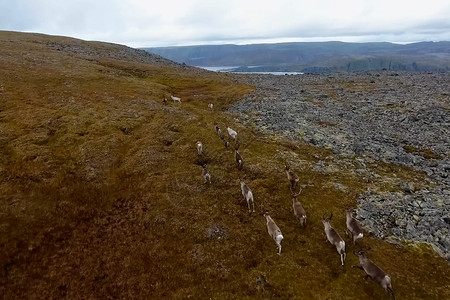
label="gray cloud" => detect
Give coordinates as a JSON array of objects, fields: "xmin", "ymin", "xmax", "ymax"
[{"xmin": 1, "ymin": 0, "xmax": 449, "ymax": 47}]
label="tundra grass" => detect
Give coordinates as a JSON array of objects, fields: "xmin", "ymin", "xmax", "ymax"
[{"xmin": 0, "ymin": 31, "xmax": 449, "ymax": 299}]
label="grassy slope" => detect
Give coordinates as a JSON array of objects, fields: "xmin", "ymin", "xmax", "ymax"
[{"xmin": 0, "ymin": 31, "xmax": 449, "ymax": 299}]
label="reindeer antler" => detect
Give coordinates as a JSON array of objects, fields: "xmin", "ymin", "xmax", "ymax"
[{"xmin": 290, "ymin": 186, "xmax": 303, "ymax": 197}]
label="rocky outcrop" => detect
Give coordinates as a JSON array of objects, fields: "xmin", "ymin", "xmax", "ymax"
[{"xmin": 229, "ymin": 71, "xmax": 450, "ymax": 258}]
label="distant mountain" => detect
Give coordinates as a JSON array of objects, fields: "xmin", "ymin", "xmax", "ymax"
[{"xmin": 143, "ymin": 41, "xmax": 450, "ymax": 73}]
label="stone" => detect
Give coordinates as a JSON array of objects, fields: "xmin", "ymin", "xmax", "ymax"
[{"xmin": 228, "ymin": 72, "xmax": 450, "ymax": 259}]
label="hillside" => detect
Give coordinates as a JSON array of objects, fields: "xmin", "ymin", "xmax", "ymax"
[
  {"xmin": 144, "ymin": 41, "xmax": 450, "ymax": 73},
  {"xmin": 0, "ymin": 31, "xmax": 449, "ymax": 299}
]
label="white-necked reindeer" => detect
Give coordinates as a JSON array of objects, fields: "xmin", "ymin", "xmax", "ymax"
[
  {"xmin": 171, "ymin": 95, "xmax": 181, "ymax": 103},
  {"xmin": 235, "ymin": 146, "xmax": 243, "ymax": 169},
  {"xmin": 201, "ymin": 164, "xmax": 211, "ymax": 184},
  {"xmin": 345, "ymin": 208, "xmax": 363, "ymax": 245},
  {"xmin": 196, "ymin": 141, "xmax": 203, "ymax": 155},
  {"xmin": 208, "ymin": 103, "xmax": 213, "ymax": 110},
  {"xmin": 227, "ymin": 126, "xmax": 237, "ymax": 141},
  {"xmin": 291, "ymin": 189, "xmax": 307, "ymax": 228},
  {"xmin": 264, "ymin": 212, "xmax": 283, "ymax": 255},
  {"xmin": 353, "ymin": 248, "xmax": 395, "ymax": 300},
  {"xmin": 322, "ymin": 213, "xmax": 346, "ymax": 266},
  {"xmin": 240, "ymin": 179, "xmax": 255, "ymax": 213},
  {"xmin": 285, "ymin": 164, "xmax": 299, "ymax": 190}
]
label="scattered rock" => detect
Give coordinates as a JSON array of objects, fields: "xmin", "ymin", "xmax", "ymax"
[
  {"xmin": 205, "ymin": 224, "xmax": 227, "ymax": 240},
  {"xmin": 229, "ymin": 72, "xmax": 450, "ymax": 259}
]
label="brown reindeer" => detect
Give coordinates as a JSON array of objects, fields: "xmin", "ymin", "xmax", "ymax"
[
  {"xmin": 240, "ymin": 179, "xmax": 255, "ymax": 213},
  {"xmin": 322, "ymin": 213, "xmax": 346, "ymax": 266},
  {"xmin": 263, "ymin": 212, "xmax": 283, "ymax": 255},
  {"xmin": 345, "ymin": 208, "xmax": 363, "ymax": 245},
  {"xmin": 201, "ymin": 164, "xmax": 211, "ymax": 184},
  {"xmin": 235, "ymin": 147, "xmax": 243, "ymax": 169},
  {"xmin": 353, "ymin": 248, "xmax": 395, "ymax": 300},
  {"xmin": 291, "ymin": 188, "xmax": 307, "ymax": 228},
  {"xmin": 285, "ymin": 164, "xmax": 299, "ymax": 190}
]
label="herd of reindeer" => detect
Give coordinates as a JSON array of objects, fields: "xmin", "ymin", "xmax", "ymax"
[{"xmin": 167, "ymin": 96, "xmax": 395, "ymax": 299}]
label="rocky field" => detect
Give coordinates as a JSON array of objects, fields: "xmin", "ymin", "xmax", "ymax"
[{"xmin": 229, "ymin": 71, "xmax": 450, "ymax": 259}]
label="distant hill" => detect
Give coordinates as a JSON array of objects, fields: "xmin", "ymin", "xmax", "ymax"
[{"xmin": 143, "ymin": 41, "xmax": 450, "ymax": 73}]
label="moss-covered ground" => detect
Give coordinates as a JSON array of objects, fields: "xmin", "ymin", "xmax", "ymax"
[{"xmin": 0, "ymin": 31, "xmax": 449, "ymax": 299}]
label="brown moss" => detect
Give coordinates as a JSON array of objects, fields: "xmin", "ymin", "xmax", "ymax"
[
  {"xmin": 403, "ymin": 145, "xmax": 441, "ymax": 159},
  {"xmin": 317, "ymin": 120, "xmax": 340, "ymax": 127}
]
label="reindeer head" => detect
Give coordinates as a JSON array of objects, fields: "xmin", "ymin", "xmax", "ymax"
[
  {"xmin": 322, "ymin": 213, "xmax": 333, "ymax": 224},
  {"xmin": 345, "ymin": 207, "xmax": 355, "ymax": 216},
  {"xmin": 354, "ymin": 247, "xmax": 371, "ymax": 257},
  {"xmin": 290, "ymin": 187, "xmax": 303, "ymax": 199}
]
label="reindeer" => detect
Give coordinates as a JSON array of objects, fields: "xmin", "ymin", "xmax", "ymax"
[
  {"xmin": 345, "ymin": 208, "xmax": 363, "ymax": 245},
  {"xmin": 240, "ymin": 179, "xmax": 255, "ymax": 213},
  {"xmin": 171, "ymin": 95, "xmax": 181, "ymax": 103},
  {"xmin": 353, "ymin": 248, "xmax": 395, "ymax": 300},
  {"xmin": 235, "ymin": 147, "xmax": 243, "ymax": 169},
  {"xmin": 322, "ymin": 213, "xmax": 346, "ymax": 265},
  {"xmin": 201, "ymin": 164, "xmax": 211, "ymax": 184},
  {"xmin": 227, "ymin": 126, "xmax": 237, "ymax": 141},
  {"xmin": 291, "ymin": 188, "xmax": 307, "ymax": 228},
  {"xmin": 214, "ymin": 124, "xmax": 222, "ymax": 138},
  {"xmin": 196, "ymin": 141, "xmax": 203, "ymax": 155},
  {"xmin": 162, "ymin": 97, "xmax": 168, "ymax": 105},
  {"xmin": 208, "ymin": 103, "xmax": 214, "ymax": 110},
  {"xmin": 285, "ymin": 164, "xmax": 299, "ymax": 190},
  {"xmin": 223, "ymin": 138, "xmax": 230, "ymax": 150},
  {"xmin": 263, "ymin": 212, "xmax": 283, "ymax": 255}
]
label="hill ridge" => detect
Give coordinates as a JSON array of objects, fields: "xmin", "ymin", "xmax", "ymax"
[{"xmin": 144, "ymin": 41, "xmax": 450, "ymax": 73}]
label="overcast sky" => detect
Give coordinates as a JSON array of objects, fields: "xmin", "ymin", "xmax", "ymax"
[{"xmin": 1, "ymin": 0, "xmax": 450, "ymax": 48}]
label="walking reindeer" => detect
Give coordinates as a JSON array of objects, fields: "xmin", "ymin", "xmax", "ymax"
[
  {"xmin": 353, "ymin": 248, "xmax": 395, "ymax": 300},
  {"xmin": 322, "ymin": 213, "xmax": 346, "ymax": 265},
  {"xmin": 264, "ymin": 212, "xmax": 283, "ymax": 255},
  {"xmin": 345, "ymin": 208, "xmax": 363, "ymax": 245},
  {"xmin": 201, "ymin": 164, "xmax": 211, "ymax": 184},
  {"xmin": 285, "ymin": 164, "xmax": 299, "ymax": 190},
  {"xmin": 240, "ymin": 179, "xmax": 255, "ymax": 213},
  {"xmin": 291, "ymin": 188, "xmax": 307, "ymax": 228}
]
